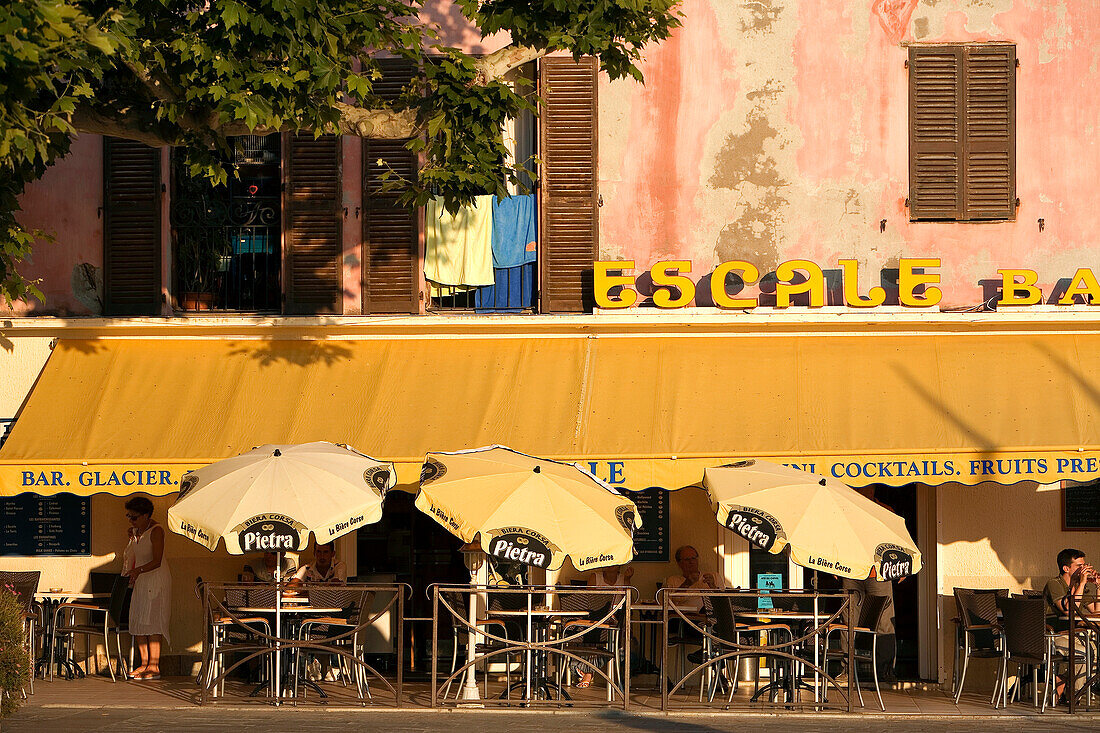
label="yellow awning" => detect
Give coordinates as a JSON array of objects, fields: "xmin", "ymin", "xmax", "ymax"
[{"xmin": 3, "ymin": 332, "xmax": 1100, "ymax": 497}]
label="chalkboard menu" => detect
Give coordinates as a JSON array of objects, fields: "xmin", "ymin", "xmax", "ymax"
[
  {"xmin": 621, "ymin": 487, "xmax": 669, "ymax": 562},
  {"xmin": 1063, "ymin": 479, "xmax": 1100, "ymax": 531},
  {"xmin": 0, "ymin": 493, "xmax": 90, "ymax": 556}
]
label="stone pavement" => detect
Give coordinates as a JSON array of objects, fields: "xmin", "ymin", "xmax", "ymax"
[
  {"xmin": 6, "ymin": 676, "xmax": 1099, "ymax": 732},
  {"xmin": 8, "ymin": 705, "xmax": 1100, "ymax": 733}
]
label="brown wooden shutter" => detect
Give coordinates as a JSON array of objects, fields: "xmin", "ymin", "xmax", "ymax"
[
  {"xmin": 362, "ymin": 59, "xmax": 419, "ymax": 314},
  {"xmin": 540, "ymin": 56, "xmax": 598, "ymax": 313},
  {"xmin": 909, "ymin": 45, "xmax": 1015, "ymax": 221},
  {"xmin": 103, "ymin": 137, "xmax": 162, "ymax": 315},
  {"xmin": 285, "ymin": 133, "xmax": 342, "ymax": 314},
  {"xmin": 963, "ymin": 45, "xmax": 1015, "ymax": 220},
  {"xmin": 909, "ymin": 46, "xmax": 963, "ymax": 220}
]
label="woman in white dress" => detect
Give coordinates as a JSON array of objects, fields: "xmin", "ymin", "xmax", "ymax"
[{"xmin": 123, "ymin": 496, "xmax": 171, "ymax": 679}]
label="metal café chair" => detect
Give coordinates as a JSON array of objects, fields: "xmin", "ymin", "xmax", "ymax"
[
  {"xmin": 822, "ymin": 591, "xmax": 890, "ymax": 711},
  {"xmin": 197, "ymin": 580, "xmax": 273, "ymax": 697},
  {"xmin": 437, "ymin": 588, "xmax": 515, "ymax": 700},
  {"xmin": 0, "ymin": 570, "xmax": 42, "ymax": 695},
  {"xmin": 702, "ymin": 593, "xmax": 793, "ymax": 703},
  {"xmin": 952, "ymin": 587, "xmax": 1008, "ymax": 703},
  {"xmin": 50, "ymin": 574, "xmax": 129, "ymax": 682}
]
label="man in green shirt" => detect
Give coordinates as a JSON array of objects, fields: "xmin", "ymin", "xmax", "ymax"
[{"xmin": 1042, "ymin": 548, "xmax": 1099, "ymax": 702}]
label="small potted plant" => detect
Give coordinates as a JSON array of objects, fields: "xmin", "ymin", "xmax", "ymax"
[{"xmin": 175, "ymin": 232, "xmax": 224, "ymax": 311}]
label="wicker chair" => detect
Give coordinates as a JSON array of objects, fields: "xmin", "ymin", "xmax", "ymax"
[
  {"xmin": 993, "ymin": 596, "xmax": 1050, "ymax": 710},
  {"xmin": 0, "ymin": 570, "xmax": 41, "ymax": 695},
  {"xmin": 555, "ymin": 588, "xmax": 624, "ymax": 701},
  {"xmin": 951, "ymin": 587, "xmax": 1008, "ymax": 703},
  {"xmin": 295, "ymin": 586, "xmax": 378, "ymax": 701}
]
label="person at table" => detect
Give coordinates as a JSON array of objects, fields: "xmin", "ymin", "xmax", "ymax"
[
  {"xmin": 573, "ymin": 563, "xmax": 635, "ymax": 688},
  {"xmin": 1045, "ymin": 548, "xmax": 1100, "ymax": 622},
  {"xmin": 292, "ymin": 542, "xmax": 347, "ymax": 585},
  {"xmin": 588, "ymin": 562, "xmax": 634, "ymax": 588},
  {"xmin": 1043, "ymin": 547, "xmax": 1099, "ymax": 702},
  {"xmin": 242, "ymin": 551, "xmax": 297, "ymax": 583},
  {"xmin": 664, "ymin": 545, "xmax": 717, "ymax": 664},
  {"xmin": 664, "ymin": 545, "xmax": 717, "ymax": 613},
  {"xmin": 123, "ymin": 496, "xmax": 171, "ymax": 680},
  {"xmin": 290, "ymin": 542, "xmax": 348, "ymax": 680}
]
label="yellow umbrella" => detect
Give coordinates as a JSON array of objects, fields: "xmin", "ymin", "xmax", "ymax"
[
  {"xmin": 703, "ymin": 460, "xmax": 921, "ymax": 581},
  {"xmin": 415, "ymin": 445, "xmax": 639, "ymax": 572}
]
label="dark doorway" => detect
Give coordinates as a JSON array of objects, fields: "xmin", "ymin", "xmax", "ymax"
[
  {"xmin": 355, "ymin": 492, "xmax": 469, "ymax": 674},
  {"xmin": 868, "ymin": 484, "xmax": 920, "ymax": 681},
  {"xmin": 799, "ymin": 484, "xmax": 922, "ymax": 681}
]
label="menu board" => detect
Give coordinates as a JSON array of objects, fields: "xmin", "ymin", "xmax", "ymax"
[
  {"xmin": 0, "ymin": 493, "xmax": 90, "ymax": 556},
  {"xmin": 1063, "ymin": 479, "xmax": 1100, "ymax": 531},
  {"xmin": 622, "ymin": 487, "xmax": 669, "ymax": 562}
]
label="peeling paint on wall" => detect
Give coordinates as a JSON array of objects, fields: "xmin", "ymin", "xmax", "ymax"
[
  {"xmin": 599, "ymin": 0, "xmax": 1100, "ymax": 307},
  {"xmin": 740, "ymin": 0, "xmax": 783, "ymax": 33},
  {"xmin": 910, "ymin": 0, "xmax": 1014, "ymax": 40},
  {"xmin": 70, "ymin": 263, "xmax": 102, "ymax": 313},
  {"xmin": 873, "ymin": 0, "xmax": 919, "ymax": 44}
]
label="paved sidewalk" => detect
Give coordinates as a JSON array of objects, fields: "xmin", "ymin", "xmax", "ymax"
[
  {"xmin": 6, "ymin": 676, "xmax": 1099, "ymax": 732},
  {"xmin": 8, "ymin": 706, "xmax": 1100, "ymax": 732}
]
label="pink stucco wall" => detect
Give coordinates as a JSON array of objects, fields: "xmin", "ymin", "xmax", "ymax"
[
  {"xmin": 13, "ymin": 134, "xmax": 103, "ymax": 315},
  {"xmin": 15, "ymin": 1, "xmax": 1098, "ymax": 313},
  {"xmin": 599, "ymin": 0, "xmax": 1100, "ymax": 308}
]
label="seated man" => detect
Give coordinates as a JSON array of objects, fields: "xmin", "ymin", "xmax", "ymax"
[
  {"xmin": 664, "ymin": 545, "xmax": 717, "ymax": 664},
  {"xmin": 242, "ymin": 550, "xmax": 297, "ymax": 583},
  {"xmin": 1043, "ymin": 548, "xmax": 1099, "ymax": 702},
  {"xmin": 291, "ymin": 542, "xmax": 348, "ymax": 681},
  {"xmin": 664, "ymin": 545, "xmax": 717, "ymax": 613},
  {"xmin": 292, "ymin": 542, "xmax": 347, "ymax": 585}
]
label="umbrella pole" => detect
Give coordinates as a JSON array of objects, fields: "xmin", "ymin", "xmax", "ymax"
[
  {"xmin": 461, "ymin": 566, "xmax": 482, "ymax": 701},
  {"xmin": 812, "ymin": 569, "xmax": 820, "ymax": 702},
  {"xmin": 274, "ymin": 555, "xmax": 282, "ymax": 705}
]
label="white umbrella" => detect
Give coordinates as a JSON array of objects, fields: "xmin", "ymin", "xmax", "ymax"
[
  {"xmin": 168, "ymin": 441, "xmax": 395, "ymax": 702},
  {"xmin": 703, "ymin": 460, "xmax": 921, "ymax": 581}
]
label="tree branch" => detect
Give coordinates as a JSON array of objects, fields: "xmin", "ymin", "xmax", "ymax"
[
  {"xmin": 473, "ymin": 44, "xmax": 548, "ymax": 86},
  {"xmin": 69, "ymin": 107, "xmax": 181, "ymax": 147},
  {"xmin": 72, "ymin": 102, "xmax": 420, "ymax": 144},
  {"xmin": 333, "ymin": 102, "xmax": 419, "ymax": 138},
  {"xmin": 123, "ymin": 59, "xmax": 181, "ymax": 104}
]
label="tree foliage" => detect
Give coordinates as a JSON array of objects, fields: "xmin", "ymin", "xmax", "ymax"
[{"xmin": 0, "ymin": 0, "xmax": 682, "ymax": 307}]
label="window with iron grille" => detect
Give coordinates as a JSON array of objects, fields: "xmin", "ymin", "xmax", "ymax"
[
  {"xmin": 424, "ymin": 63, "xmax": 541, "ymax": 315},
  {"xmin": 170, "ymin": 135, "xmax": 282, "ymax": 312},
  {"xmin": 909, "ymin": 44, "xmax": 1016, "ymax": 222}
]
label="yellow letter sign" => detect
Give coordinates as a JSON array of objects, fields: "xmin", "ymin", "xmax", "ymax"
[
  {"xmin": 997, "ymin": 269, "xmax": 1042, "ymax": 306},
  {"xmin": 651, "ymin": 261, "xmax": 695, "ymax": 308},
  {"xmin": 898, "ymin": 258, "xmax": 942, "ymax": 308},
  {"xmin": 839, "ymin": 259, "xmax": 886, "ymax": 308},
  {"xmin": 594, "ymin": 261, "xmax": 638, "ymax": 309},
  {"xmin": 775, "ymin": 260, "xmax": 825, "ymax": 308}
]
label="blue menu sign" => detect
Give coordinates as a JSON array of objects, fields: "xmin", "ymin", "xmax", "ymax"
[{"xmin": 0, "ymin": 493, "xmax": 90, "ymax": 556}]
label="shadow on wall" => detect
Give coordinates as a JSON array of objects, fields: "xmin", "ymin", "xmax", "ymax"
[{"xmin": 420, "ymin": 0, "xmax": 490, "ymax": 53}]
